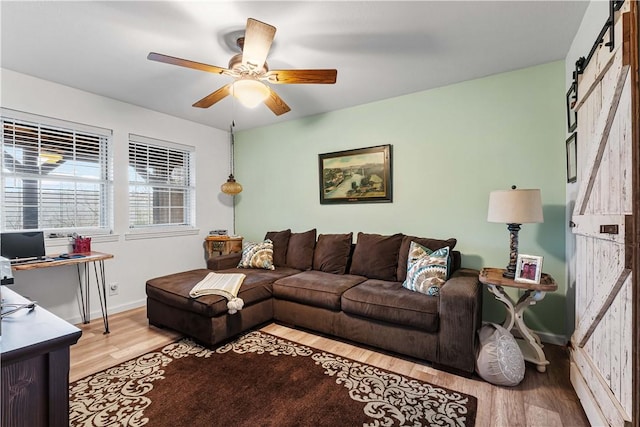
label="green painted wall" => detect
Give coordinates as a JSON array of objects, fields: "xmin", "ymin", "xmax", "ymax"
[{"xmin": 235, "ymin": 61, "xmax": 567, "ymax": 339}]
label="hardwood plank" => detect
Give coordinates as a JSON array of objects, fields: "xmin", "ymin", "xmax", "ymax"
[
  {"xmin": 70, "ymin": 308, "xmax": 590, "ymax": 426},
  {"xmin": 69, "ymin": 306, "xmax": 181, "ymax": 382},
  {"xmin": 525, "ymin": 403, "xmax": 563, "ymax": 427}
]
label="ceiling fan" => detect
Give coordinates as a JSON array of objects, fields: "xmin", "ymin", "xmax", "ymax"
[{"xmin": 147, "ymin": 18, "xmax": 337, "ymax": 116}]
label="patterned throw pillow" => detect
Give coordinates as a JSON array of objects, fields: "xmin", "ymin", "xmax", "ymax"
[
  {"xmin": 402, "ymin": 241, "xmax": 450, "ymax": 296},
  {"xmin": 237, "ymin": 239, "xmax": 275, "ymax": 270}
]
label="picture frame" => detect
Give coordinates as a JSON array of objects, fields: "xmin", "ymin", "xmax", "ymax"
[
  {"xmin": 566, "ymin": 133, "xmax": 577, "ymax": 183},
  {"xmin": 566, "ymin": 82, "xmax": 577, "ymax": 132},
  {"xmin": 515, "ymin": 254, "xmax": 544, "ymax": 284},
  {"xmin": 318, "ymin": 144, "xmax": 392, "ymax": 204}
]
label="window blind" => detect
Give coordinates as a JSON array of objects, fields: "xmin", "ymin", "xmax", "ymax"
[
  {"xmin": 128, "ymin": 134, "xmax": 195, "ymax": 228},
  {"xmin": 1, "ymin": 110, "xmax": 112, "ymax": 232}
]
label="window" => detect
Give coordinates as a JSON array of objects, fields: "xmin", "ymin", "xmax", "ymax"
[
  {"xmin": 1, "ymin": 109, "xmax": 112, "ymax": 232},
  {"xmin": 128, "ymin": 134, "xmax": 195, "ymax": 229}
]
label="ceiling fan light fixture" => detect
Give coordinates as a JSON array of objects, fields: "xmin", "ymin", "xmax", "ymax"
[
  {"xmin": 231, "ymin": 79, "xmax": 270, "ymax": 108},
  {"xmin": 148, "ymin": 18, "xmax": 335, "ymax": 115}
]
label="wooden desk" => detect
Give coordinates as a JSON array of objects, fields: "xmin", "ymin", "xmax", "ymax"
[
  {"xmin": 204, "ymin": 236, "xmax": 243, "ymax": 258},
  {"xmin": 479, "ymin": 267, "xmax": 557, "ymax": 372},
  {"xmin": 1, "ymin": 286, "xmax": 82, "ymax": 427},
  {"xmin": 12, "ymin": 251, "xmax": 114, "ymax": 333}
]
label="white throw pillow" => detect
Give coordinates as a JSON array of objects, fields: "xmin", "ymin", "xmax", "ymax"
[{"xmin": 476, "ymin": 322, "xmax": 525, "ymax": 386}]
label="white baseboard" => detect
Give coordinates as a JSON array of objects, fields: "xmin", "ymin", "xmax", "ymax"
[
  {"xmin": 66, "ymin": 298, "xmax": 146, "ymax": 326},
  {"xmin": 536, "ymin": 330, "xmax": 567, "ymax": 346}
]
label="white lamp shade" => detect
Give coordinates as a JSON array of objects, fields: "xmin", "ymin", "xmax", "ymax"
[
  {"xmin": 487, "ymin": 188, "xmax": 543, "ymax": 224},
  {"xmin": 231, "ymin": 79, "xmax": 270, "ymax": 108}
]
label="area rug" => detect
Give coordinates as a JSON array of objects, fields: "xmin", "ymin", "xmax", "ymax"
[{"xmin": 69, "ymin": 331, "xmax": 477, "ymax": 426}]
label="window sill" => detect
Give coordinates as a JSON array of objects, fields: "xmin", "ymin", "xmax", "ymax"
[
  {"xmin": 124, "ymin": 227, "xmax": 200, "ymax": 241},
  {"xmin": 46, "ymin": 234, "xmax": 120, "ymax": 247}
]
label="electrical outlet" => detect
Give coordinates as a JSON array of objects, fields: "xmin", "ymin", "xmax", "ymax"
[{"xmin": 109, "ymin": 282, "xmax": 119, "ymax": 296}]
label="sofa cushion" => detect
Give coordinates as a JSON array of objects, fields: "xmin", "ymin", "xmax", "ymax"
[
  {"xmin": 146, "ymin": 268, "xmax": 298, "ymax": 317},
  {"xmin": 238, "ymin": 239, "xmax": 275, "ymax": 270},
  {"xmin": 341, "ymin": 279, "xmax": 439, "ymax": 332},
  {"xmin": 397, "ymin": 235, "xmax": 457, "ymax": 282},
  {"xmin": 312, "ymin": 233, "xmax": 353, "ymax": 274},
  {"xmin": 402, "ymin": 242, "xmax": 450, "ymax": 296},
  {"xmin": 264, "ymin": 229, "xmax": 291, "ymax": 267},
  {"xmin": 349, "ymin": 232, "xmax": 403, "ymax": 281},
  {"xmin": 285, "ymin": 229, "xmax": 316, "ymax": 270},
  {"xmin": 273, "ymin": 270, "xmax": 367, "ymax": 310}
]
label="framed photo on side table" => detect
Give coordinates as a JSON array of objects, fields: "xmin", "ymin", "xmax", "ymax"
[{"xmin": 515, "ymin": 254, "xmax": 543, "ymax": 284}]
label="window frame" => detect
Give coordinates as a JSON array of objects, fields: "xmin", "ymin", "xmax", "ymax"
[
  {"xmin": 127, "ymin": 133, "xmax": 196, "ymax": 232},
  {"xmin": 1, "ymin": 108, "xmax": 113, "ymax": 235}
]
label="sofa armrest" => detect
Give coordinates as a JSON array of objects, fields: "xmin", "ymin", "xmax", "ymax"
[
  {"xmin": 436, "ymin": 268, "xmax": 482, "ymax": 373},
  {"xmin": 207, "ymin": 253, "xmax": 242, "ymax": 271}
]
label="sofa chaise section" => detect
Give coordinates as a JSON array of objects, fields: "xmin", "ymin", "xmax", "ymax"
[{"xmin": 146, "ymin": 266, "xmax": 299, "ymax": 346}]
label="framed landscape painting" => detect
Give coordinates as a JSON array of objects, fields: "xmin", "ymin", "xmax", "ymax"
[{"xmin": 318, "ymin": 144, "xmax": 392, "ymax": 204}]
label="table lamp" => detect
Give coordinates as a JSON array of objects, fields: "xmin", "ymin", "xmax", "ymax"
[{"xmin": 487, "ymin": 186, "xmax": 543, "ymax": 278}]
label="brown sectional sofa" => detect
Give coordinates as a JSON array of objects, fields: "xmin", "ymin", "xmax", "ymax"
[{"xmin": 146, "ymin": 229, "xmax": 482, "ymax": 374}]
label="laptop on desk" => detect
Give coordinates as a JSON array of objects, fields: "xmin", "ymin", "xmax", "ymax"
[{"xmin": 0, "ymin": 231, "xmax": 51, "ymax": 264}]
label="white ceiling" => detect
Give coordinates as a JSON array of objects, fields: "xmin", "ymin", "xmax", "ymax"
[{"xmin": 1, "ymin": 1, "xmax": 588, "ymax": 131}]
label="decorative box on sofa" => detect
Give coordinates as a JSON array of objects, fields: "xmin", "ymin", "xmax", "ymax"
[{"xmin": 145, "ymin": 229, "xmax": 482, "ymax": 374}]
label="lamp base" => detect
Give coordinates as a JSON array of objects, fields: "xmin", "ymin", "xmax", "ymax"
[{"xmin": 502, "ymin": 223, "xmax": 521, "ymax": 279}]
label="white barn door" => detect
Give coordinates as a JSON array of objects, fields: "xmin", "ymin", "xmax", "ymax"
[{"xmin": 569, "ymin": 3, "xmax": 637, "ymax": 426}]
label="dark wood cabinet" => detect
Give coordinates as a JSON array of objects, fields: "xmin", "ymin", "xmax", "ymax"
[{"xmin": 1, "ymin": 286, "xmax": 82, "ymax": 427}]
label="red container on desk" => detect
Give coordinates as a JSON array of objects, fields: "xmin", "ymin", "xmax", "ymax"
[{"xmin": 72, "ymin": 237, "xmax": 91, "ymax": 253}]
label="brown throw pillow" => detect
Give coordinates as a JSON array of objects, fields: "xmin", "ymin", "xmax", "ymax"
[
  {"xmin": 349, "ymin": 232, "xmax": 403, "ymax": 281},
  {"xmin": 396, "ymin": 235, "xmax": 457, "ymax": 283},
  {"xmin": 264, "ymin": 229, "xmax": 292, "ymax": 267},
  {"xmin": 312, "ymin": 233, "xmax": 353, "ymax": 274},
  {"xmin": 285, "ymin": 229, "xmax": 317, "ymax": 270}
]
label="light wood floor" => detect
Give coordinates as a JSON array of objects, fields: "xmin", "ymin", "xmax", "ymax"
[{"xmin": 70, "ymin": 307, "xmax": 589, "ymax": 427}]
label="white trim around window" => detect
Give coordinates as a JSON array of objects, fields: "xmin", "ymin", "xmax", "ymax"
[{"xmin": 127, "ymin": 133, "xmax": 196, "ymax": 231}]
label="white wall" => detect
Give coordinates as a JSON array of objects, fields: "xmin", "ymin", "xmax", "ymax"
[
  {"xmin": 563, "ymin": 0, "xmax": 609, "ymax": 338},
  {"xmin": 1, "ymin": 69, "xmax": 233, "ymax": 324}
]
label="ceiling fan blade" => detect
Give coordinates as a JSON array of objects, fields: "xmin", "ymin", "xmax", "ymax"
[
  {"xmin": 148, "ymin": 52, "xmax": 232, "ymax": 76},
  {"xmin": 264, "ymin": 69, "xmax": 337, "ymax": 84},
  {"xmin": 193, "ymin": 83, "xmax": 232, "ymax": 108},
  {"xmin": 241, "ymin": 18, "xmax": 276, "ymax": 72},
  {"xmin": 264, "ymin": 88, "xmax": 291, "ymax": 116}
]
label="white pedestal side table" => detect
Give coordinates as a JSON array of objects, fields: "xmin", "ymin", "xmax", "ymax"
[{"xmin": 479, "ymin": 267, "xmax": 557, "ymax": 373}]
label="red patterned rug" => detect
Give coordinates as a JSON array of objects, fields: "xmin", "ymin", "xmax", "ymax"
[{"xmin": 69, "ymin": 331, "xmax": 477, "ymax": 426}]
